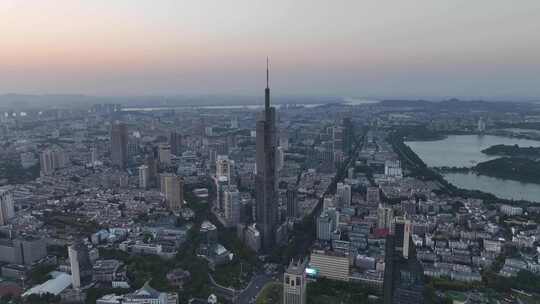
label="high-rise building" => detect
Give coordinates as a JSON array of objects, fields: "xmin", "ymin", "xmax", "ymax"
[
  {"xmin": 68, "ymin": 242, "xmax": 92, "ymax": 289},
  {"xmin": 343, "ymin": 117, "xmax": 354, "ymax": 155},
  {"xmin": 40, "ymin": 148, "xmax": 68, "ymax": 176},
  {"xmin": 276, "ymin": 146, "xmax": 285, "ymax": 171},
  {"xmin": 90, "ymin": 147, "xmax": 98, "ymax": 167},
  {"xmin": 223, "ymin": 186, "xmax": 241, "ymax": 227},
  {"xmin": 383, "ymin": 218, "xmax": 424, "ymax": 304},
  {"xmin": 316, "ymin": 209, "xmax": 339, "ymax": 241},
  {"xmin": 255, "ymin": 60, "xmax": 278, "ymax": 252},
  {"xmin": 145, "ymin": 154, "xmax": 158, "ymax": 188},
  {"xmin": 158, "ymin": 143, "xmax": 172, "ymax": 165},
  {"xmin": 283, "ymin": 259, "xmax": 307, "ymax": 304},
  {"xmin": 393, "ymin": 216, "xmax": 412, "ymax": 259},
  {"xmin": 160, "ymin": 173, "xmax": 184, "ymax": 211},
  {"xmin": 377, "ymin": 204, "xmax": 394, "ymax": 231},
  {"xmin": 169, "ymin": 131, "xmax": 182, "ymax": 156},
  {"xmin": 336, "ymin": 182, "xmax": 351, "ymax": 208},
  {"xmin": 286, "ymin": 188, "xmax": 298, "ymax": 219},
  {"xmin": 138, "ymin": 165, "xmax": 149, "ymax": 189},
  {"xmin": 0, "ymin": 188, "xmax": 14, "ymax": 226},
  {"xmin": 111, "ymin": 122, "xmax": 128, "ymax": 169},
  {"xmin": 366, "ymin": 187, "xmax": 380, "ymax": 204},
  {"xmin": 216, "ymin": 155, "xmax": 231, "ymax": 182}
]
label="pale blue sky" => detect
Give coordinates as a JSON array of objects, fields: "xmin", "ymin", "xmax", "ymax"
[{"xmin": 0, "ymin": 0, "xmax": 539, "ymax": 99}]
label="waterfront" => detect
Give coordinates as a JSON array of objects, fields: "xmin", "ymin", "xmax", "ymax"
[{"xmin": 406, "ymin": 135, "xmax": 540, "ymax": 202}]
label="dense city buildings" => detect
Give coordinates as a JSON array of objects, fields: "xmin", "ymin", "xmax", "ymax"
[{"xmin": 1, "ymin": 73, "xmax": 540, "ymax": 304}]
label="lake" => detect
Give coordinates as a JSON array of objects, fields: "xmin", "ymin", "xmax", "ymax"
[{"xmin": 406, "ymin": 135, "xmax": 540, "ymax": 202}]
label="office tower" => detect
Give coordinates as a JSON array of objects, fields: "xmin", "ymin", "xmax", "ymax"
[
  {"xmin": 138, "ymin": 165, "xmax": 149, "ymax": 189},
  {"xmin": 111, "ymin": 122, "xmax": 128, "ymax": 169},
  {"xmin": 68, "ymin": 242, "xmax": 91, "ymax": 289},
  {"xmin": 393, "ymin": 216, "xmax": 412, "ymax": 259},
  {"xmin": 223, "ymin": 186, "xmax": 241, "ymax": 227},
  {"xmin": 90, "ymin": 147, "xmax": 98, "ymax": 166},
  {"xmin": 160, "ymin": 173, "xmax": 184, "ymax": 211},
  {"xmin": 377, "ymin": 204, "xmax": 394, "ymax": 231},
  {"xmin": 276, "ymin": 146, "xmax": 285, "ymax": 171},
  {"xmin": 366, "ymin": 187, "xmax": 380, "ymax": 204},
  {"xmin": 216, "ymin": 155, "xmax": 231, "ymax": 182},
  {"xmin": 145, "ymin": 154, "xmax": 158, "ymax": 188},
  {"xmin": 169, "ymin": 131, "xmax": 182, "ymax": 156},
  {"xmin": 255, "ymin": 60, "xmax": 278, "ymax": 252},
  {"xmin": 336, "ymin": 182, "xmax": 351, "ymax": 208},
  {"xmin": 332, "ymin": 126, "xmax": 344, "ymax": 152},
  {"xmin": 158, "ymin": 143, "xmax": 172, "ymax": 165},
  {"xmin": 317, "ymin": 209, "xmax": 339, "ymax": 241},
  {"xmin": 283, "ymin": 259, "xmax": 307, "ymax": 304},
  {"xmin": 286, "ymin": 188, "xmax": 298, "ymax": 219},
  {"xmin": 383, "ymin": 223, "xmax": 424, "ymax": 304},
  {"xmin": 40, "ymin": 148, "xmax": 68, "ymax": 176},
  {"xmin": 39, "ymin": 149, "xmax": 52, "ymax": 174},
  {"xmin": 214, "ymin": 176, "xmax": 229, "ymax": 211},
  {"xmin": 0, "ymin": 188, "xmax": 15, "ymax": 226},
  {"xmin": 342, "ymin": 117, "xmax": 354, "ymax": 155}
]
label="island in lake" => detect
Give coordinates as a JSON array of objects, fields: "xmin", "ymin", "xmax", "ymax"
[
  {"xmin": 481, "ymin": 144, "xmax": 540, "ymax": 159},
  {"xmin": 438, "ymin": 144, "xmax": 540, "ymax": 184}
]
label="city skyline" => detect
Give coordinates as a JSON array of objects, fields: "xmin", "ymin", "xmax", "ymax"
[{"xmin": 1, "ymin": 1, "xmax": 540, "ymax": 99}]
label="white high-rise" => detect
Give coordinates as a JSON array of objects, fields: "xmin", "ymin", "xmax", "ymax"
[
  {"xmin": 138, "ymin": 165, "xmax": 149, "ymax": 189},
  {"xmin": 283, "ymin": 259, "xmax": 307, "ymax": 304},
  {"xmin": 68, "ymin": 242, "xmax": 90, "ymax": 289},
  {"xmin": 336, "ymin": 182, "xmax": 351, "ymax": 208},
  {"xmin": 276, "ymin": 146, "xmax": 285, "ymax": 171},
  {"xmin": 377, "ymin": 204, "xmax": 394, "ymax": 231},
  {"xmin": 0, "ymin": 188, "xmax": 15, "ymax": 226},
  {"xmin": 216, "ymin": 155, "xmax": 232, "ymax": 182},
  {"xmin": 223, "ymin": 186, "xmax": 241, "ymax": 227}
]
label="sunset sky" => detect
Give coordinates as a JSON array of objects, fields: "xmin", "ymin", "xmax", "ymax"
[{"xmin": 1, "ymin": 0, "xmax": 539, "ymax": 99}]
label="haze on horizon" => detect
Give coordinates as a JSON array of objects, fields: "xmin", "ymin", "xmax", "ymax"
[{"xmin": 1, "ymin": 0, "xmax": 540, "ymax": 100}]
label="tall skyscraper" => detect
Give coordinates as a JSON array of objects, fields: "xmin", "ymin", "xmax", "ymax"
[
  {"xmin": 160, "ymin": 173, "xmax": 184, "ymax": 211},
  {"xmin": 255, "ymin": 59, "xmax": 278, "ymax": 252},
  {"xmin": 169, "ymin": 131, "xmax": 182, "ymax": 156},
  {"xmin": 111, "ymin": 122, "xmax": 128, "ymax": 169},
  {"xmin": 68, "ymin": 242, "xmax": 91, "ymax": 289},
  {"xmin": 383, "ymin": 220, "xmax": 424, "ymax": 304},
  {"xmin": 223, "ymin": 186, "xmax": 241, "ymax": 227},
  {"xmin": 158, "ymin": 143, "xmax": 172, "ymax": 165},
  {"xmin": 286, "ymin": 187, "xmax": 298, "ymax": 219},
  {"xmin": 283, "ymin": 259, "xmax": 308, "ymax": 304},
  {"xmin": 0, "ymin": 188, "xmax": 15, "ymax": 226},
  {"xmin": 138, "ymin": 165, "xmax": 149, "ymax": 189}
]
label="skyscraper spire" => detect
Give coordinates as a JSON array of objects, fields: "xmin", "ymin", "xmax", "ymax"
[{"xmin": 265, "ymin": 57, "xmax": 270, "ymax": 110}]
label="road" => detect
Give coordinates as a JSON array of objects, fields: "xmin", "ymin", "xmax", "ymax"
[{"xmin": 236, "ymin": 273, "xmax": 276, "ymax": 304}]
